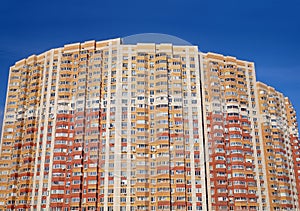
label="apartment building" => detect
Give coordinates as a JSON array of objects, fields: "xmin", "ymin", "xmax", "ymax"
[
  {"xmin": 0, "ymin": 34, "xmax": 299, "ymax": 211},
  {"xmin": 256, "ymin": 82, "xmax": 300, "ymax": 210},
  {"xmin": 201, "ymin": 53, "xmax": 261, "ymax": 210}
]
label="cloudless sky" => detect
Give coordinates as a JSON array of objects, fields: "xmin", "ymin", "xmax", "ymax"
[{"xmin": 0, "ymin": 0, "xmax": 299, "ymax": 122}]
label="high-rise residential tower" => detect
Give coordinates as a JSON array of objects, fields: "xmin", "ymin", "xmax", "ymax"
[
  {"xmin": 201, "ymin": 53, "xmax": 260, "ymax": 210},
  {"xmin": 0, "ymin": 34, "xmax": 299, "ymax": 211},
  {"xmin": 256, "ymin": 82, "xmax": 300, "ymax": 210}
]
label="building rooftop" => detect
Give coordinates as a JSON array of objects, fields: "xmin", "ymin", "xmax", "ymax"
[{"xmin": 122, "ymin": 33, "xmax": 192, "ymax": 46}]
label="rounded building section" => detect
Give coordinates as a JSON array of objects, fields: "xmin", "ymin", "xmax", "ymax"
[{"xmin": 0, "ymin": 37, "xmax": 207, "ymax": 211}]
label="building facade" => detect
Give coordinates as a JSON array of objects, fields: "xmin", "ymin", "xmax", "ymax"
[
  {"xmin": 0, "ymin": 35, "xmax": 299, "ymax": 211},
  {"xmin": 256, "ymin": 82, "xmax": 300, "ymax": 210}
]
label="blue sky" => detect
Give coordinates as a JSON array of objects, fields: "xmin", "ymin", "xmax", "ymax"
[{"xmin": 0, "ymin": 0, "xmax": 299, "ymax": 122}]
